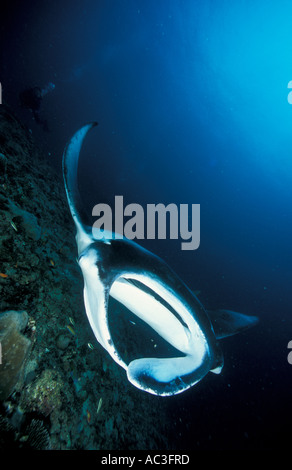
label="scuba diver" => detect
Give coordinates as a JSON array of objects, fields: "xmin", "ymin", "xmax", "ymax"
[{"xmin": 19, "ymin": 82, "xmax": 55, "ymax": 131}]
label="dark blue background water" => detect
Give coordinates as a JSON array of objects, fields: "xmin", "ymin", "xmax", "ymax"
[{"xmin": 1, "ymin": 0, "xmax": 292, "ymax": 449}]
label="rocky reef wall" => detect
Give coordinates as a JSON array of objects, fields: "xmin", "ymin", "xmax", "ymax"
[{"xmin": 0, "ymin": 106, "xmax": 171, "ymax": 450}]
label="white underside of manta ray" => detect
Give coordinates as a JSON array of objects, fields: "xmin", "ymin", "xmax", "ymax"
[{"xmin": 62, "ymin": 122, "xmax": 258, "ymax": 396}]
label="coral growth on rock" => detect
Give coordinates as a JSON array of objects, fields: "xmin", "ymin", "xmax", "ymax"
[
  {"xmin": 20, "ymin": 369, "xmax": 63, "ymax": 417},
  {"xmin": 0, "ymin": 105, "xmax": 172, "ymax": 450},
  {"xmin": 0, "ymin": 310, "xmax": 31, "ymax": 400}
]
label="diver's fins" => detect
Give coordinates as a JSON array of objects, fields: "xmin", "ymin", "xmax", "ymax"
[{"xmin": 207, "ymin": 309, "xmax": 258, "ymax": 339}]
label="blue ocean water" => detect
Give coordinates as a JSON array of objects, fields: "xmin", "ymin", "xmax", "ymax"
[{"xmin": 1, "ymin": 0, "xmax": 292, "ymax": 449}]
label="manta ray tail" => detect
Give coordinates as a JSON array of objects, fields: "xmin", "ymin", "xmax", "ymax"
[{"xmin": 62, "ymin": 122, "xmax": 98, "ymax": 233}]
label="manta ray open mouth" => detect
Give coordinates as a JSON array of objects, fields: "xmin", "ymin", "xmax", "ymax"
[
  {"xmin": 107, "ymin": 272, "xmax": 211, "ymax": 395},
  {"xmin": 108, "ymin": 279, "xmax": 186, "ymax": 366},
  {"xmin": 108, "ymin": 276, "xmax": 188, "ymax": 364}
]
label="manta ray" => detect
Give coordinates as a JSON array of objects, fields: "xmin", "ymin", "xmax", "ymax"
[{"xmin": 62, "ymin": 122, "xmax": 258, "ymax": 396}]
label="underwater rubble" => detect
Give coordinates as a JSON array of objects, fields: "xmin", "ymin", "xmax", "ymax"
[{"xmin": 0, "ymin": 105, "xmax": 171, "ymax": 450}]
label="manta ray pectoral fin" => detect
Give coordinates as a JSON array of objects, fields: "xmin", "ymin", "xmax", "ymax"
[
  {"xmin": 63, "ymin": 122, "xmax": 98, "ymax": 254},
  {"xmin": 207, "ymin": 309, "xmax": 259, "ymax": 340}
]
